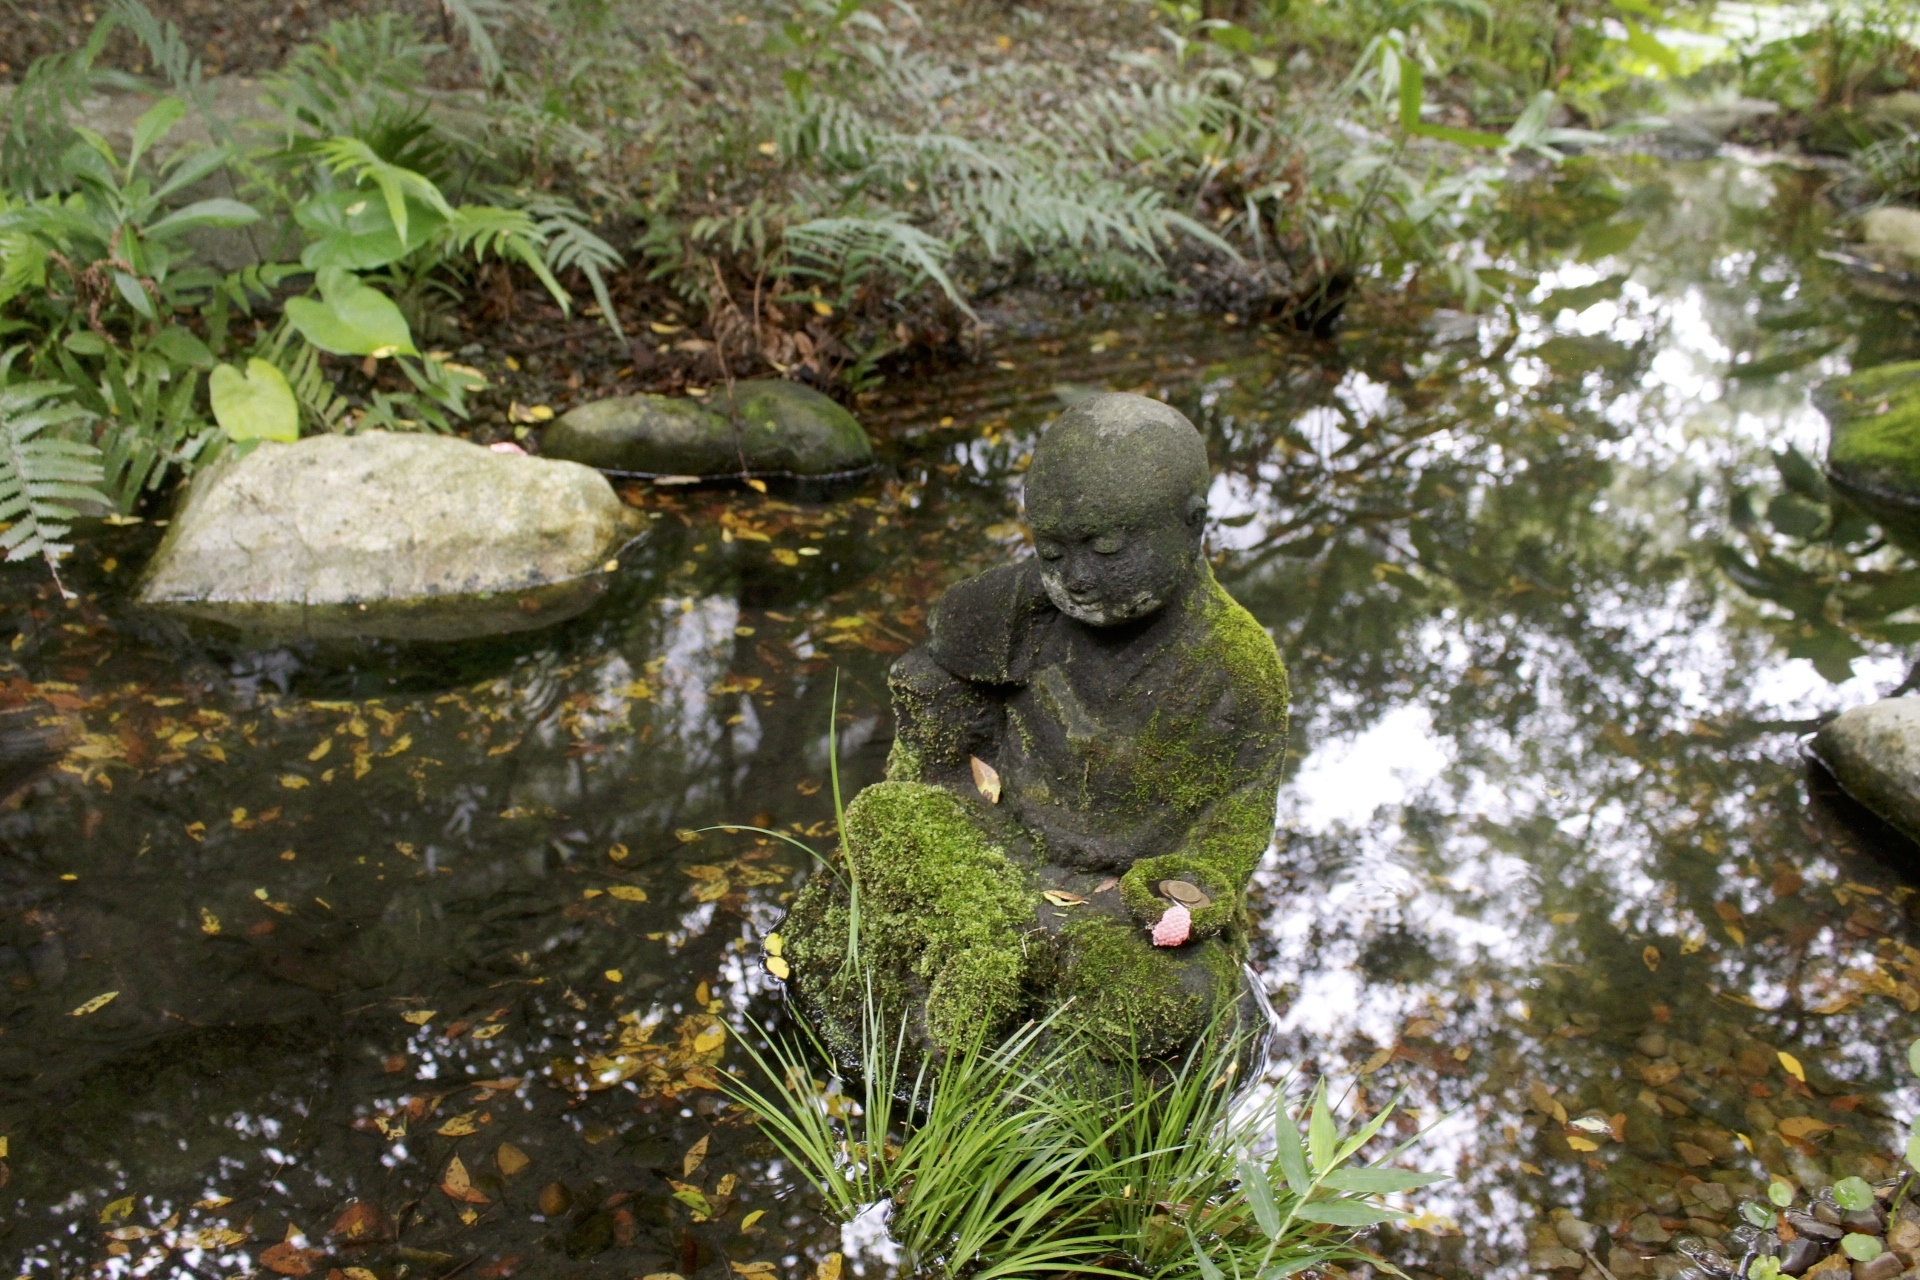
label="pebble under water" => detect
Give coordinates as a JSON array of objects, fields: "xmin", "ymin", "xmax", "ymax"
[{"xmin": 4, "ymin": 153, "xmax": 1920, "ymax": 1280}]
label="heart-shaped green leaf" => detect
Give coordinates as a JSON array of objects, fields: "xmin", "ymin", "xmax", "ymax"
[
  {"xmin": 209, "ymin": 359, "xmax": 299, "ymax": 442},
  {"xmin": 284, "ymin": 270, "xmax": 416, "ymax": 357}
]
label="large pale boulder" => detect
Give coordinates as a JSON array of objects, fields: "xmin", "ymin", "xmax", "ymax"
[
  {"xmin": 544, "ymin": 379, "xmax": 874, "ymax": 481},
  {"xmin": 139, "ymin": 432, "xmax": 634, "ymax": 640},
  {"xmin": 1861, "ymin": 207, "xmax": 1920, "ymax": 275},
  {"xmin": 1812, "ymin": 698, "xmax": 1920, "ymax": 844}
]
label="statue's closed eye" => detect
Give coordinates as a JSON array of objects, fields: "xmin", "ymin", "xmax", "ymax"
[{"xmin": 1090, "ymin": 533, "xmax": 1124, "ymax": 554}]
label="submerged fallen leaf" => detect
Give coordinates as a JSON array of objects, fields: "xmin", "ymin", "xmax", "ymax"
[
  {"xmin": 1778, "ymin": 1116, "xmax": 1835, "ymax": 1139},
  {"xmin": 1568, "ymin": 1115, "xmax": 1612, "ymax": 1134},
  {"xmin": 1642, "ymin": 945, "xmax": 1661, "ymax": 972},
  {"xmin": 469, "ymin": 1024, "xmax": 506, "ymax": 1040},
  {"xmin": 437, "ymin": 1111, "xmax": 480, "ymax": 1137},
  {"xmin": 606, "ymin": 885, "xmax": 648, "ymax": 902},
  {"xmin": 732, "ymin": 1264, "xmax": 777, "ymax": 1279},
  {"xmin": 816, "ymin": 1253, "xmax": 844, "ymax": 1280},
  {"xmin": 740, "ymin": 1209, "xmax": 766, "ymax": 1231},
  {"xmin": 692, "ymin": 1024, "xmax": 726, "ymax": 1054},
  {"xmin": 538, "ymin": 1182, "xmax": 570, "ymax": 1216},
  {"xmin": 970, "ymin": 755, "xmax": 1001, "ymax": 804},
  {"xmin": 100, "ymin": 1195, "xmax": 135, "ymax": 1222},
  {"xmin": 330, "ymin": 1200, "xmax": 386, "ymax": 1241},
  {"xmin": 259, "ymin": 1240, "xmax": 323, "ymax": 1275},
  {"xmin": 441, "ymin": 1156, "xmax": 490, "ymax": 1204},
  {"xmin": 496, "ymin": 1142, "xmax": 529, "ymax": 1176},
  {"xmin": 683, "ymin": 1135, "xmax": 709, "ymax": 1178},
  {"xmin": 200, "ymin": 908, "xmax": 221, "ymax": 936},
  {"xmin": 1042, "ymin": 889, "xmax": 1088, "ymax": 907},
  {"xmin": 1566, "ymin": 1135, "xmax": 1599, "ymax": 1152},
  {"xmin": 1358, "ymin": 1046, "xmax": 1394, "ymax": 1074},
  {"xmin": 401, "ymin": 1010, "xmax": 436, "ymax": 1026},
  {"xmin": 71, "ymin": 991, "xmax": 119, "ymax": 1016},
  {"xmin": 1777, "ymin": 1050, "xmax": 1806, "ymax": 1082}
]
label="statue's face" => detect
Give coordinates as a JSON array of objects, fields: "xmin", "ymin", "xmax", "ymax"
[{"xmin": 1030, "ymin": 506, "xmax": 1201, "ymax": 627}]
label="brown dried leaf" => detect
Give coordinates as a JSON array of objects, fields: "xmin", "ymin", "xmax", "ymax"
[
  {"xmin": 496, "ymin": 1142, "xmax": 530, "ymax": 1177},
  {"xmin": 683, "ymin": 1135, "xmax": 709, "ymax": 1178},
  {"xmin": 1778, "ymin": 1116, "xmax": 1835, "ymax": 1139},
  {"xmin": 259, "ymin": 1241, "xmax": 323, "ymax": 1276},
  {"xmin": 330, "ymin": 1200, "xmax": 387, "ymax": 1241},
  {"xmin": 1042, "ymin": 890, "xmax": 1088, "ymax": 906}
]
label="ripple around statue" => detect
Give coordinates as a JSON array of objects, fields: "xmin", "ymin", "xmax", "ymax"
[{"xmin": 783, "ymin": 392, "xmax": 1291, "ymax": 1062}]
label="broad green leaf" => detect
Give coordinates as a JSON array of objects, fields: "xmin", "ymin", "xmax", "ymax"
[
  {"xmin": 146, "ymin": 198, "xmax": 262, "ymax": 240},
  {"xmin": 1273, "ymin": 1100, "xmax": 1311, "ymax": 1195},
  {"xmin": 1767, "ymin": 1179, "xmax": 1794, "ymax": 1207},
  {"xmin": 1907, "ymin": 1038, "xmax": 1920, "ymax": 1077},
  {"xmin": 1320, "ymin": 1167, "xmax": 1448, "ymax": 1194},
  {"xmin": 1238, "ymin": 1156, "xmax": 1283, "ymax": 1241},
  {"xmin": 63, "ymin": 331, "xmax": 108, "ymax": 356},
  {"xmin": 151, "ymin": 326, "xmax": 213, "ymax": 369},
  {"xmin": 1621, "ymin": 18, "xmax": 1682, "ymax": 77},
  {"xmin": 1578, "ymin": 218, "xmax": 1644, "ymax": 262},
  {"xmin": 1295, "ymin": 1200, "xmax": 1404, "ymax": 1227},
  {"xmin": 1741, "ymin": 1201, "xmax": 1778, "ymax": 1229},
  {"xmin": 1832, "ymin": 1176, "xmax": 1874, "ymax": 1212},
  {"xmin": 112, "ymin": 271, "xmax": 156, "ymax": 320},
  {"xmin": 294, "ymin": 190, "xmax": 445, "ymax": 271},
  {"xmin": 284, "ymin": 271, "xmax": 416, "ymax": 357},
  {"xmin": 1908, "ymin": 1129, "xmax": 1920, "ymax": 1173},
  {"xmin": 209, "ymin": 359, "xmax": 298, "ymax": 443},
  {"xmin": 1841, "ymin": 1234, "xmax": 1882, "ymax": 1262},
  {"xmin": 1209, "ymin": 21, "xmax": 1254, "ymax": 52},
  {"xmin": 1307, "ymin": 1084, "xmax": 1335, "ymax": 1176},
  {"xmin": 129, "ymin": 97, "xmax": 187, "ymax": 170}
]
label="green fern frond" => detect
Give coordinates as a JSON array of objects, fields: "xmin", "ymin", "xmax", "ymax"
[
  {"xmin": 106, "ymin": 0, "xmax": 203, "ymax": 96},
  {"xmin": 316, "ymin": 138, "xmax": 456, "ymax": 244},
  {"xmin": 786, "ymin": 214, "xmax": 970, "ymax": 314},
  {"xmin": 440, "ymin": 205, "xmax": 570, "ymax": 314},
  {"xmin": 521, "ymin": 195, "xmax": 627, "ymax": 339},
  {"xmin": 440, "ymin": 0, "xmax": 508, "ymax": 84},
  {"xmin": 0, "ymin": 355, "xmax": 106, "ymax": 590}
]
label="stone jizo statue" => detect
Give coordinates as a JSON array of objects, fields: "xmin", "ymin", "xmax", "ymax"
[{"xmin": 784, "ymin": 393, "xmax": 1290, "ymax": 1059}]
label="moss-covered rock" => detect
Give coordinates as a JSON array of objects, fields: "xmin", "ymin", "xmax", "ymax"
[
  {"xmin": 543, "ymin": 380, "xmax": 874, "ymax": 480},
  {"xmin": 1816, "ymin": 360, "xmax": 1920, "ymax": 549},
  {"xmin": 782, "ymin": 393, "xmax": 1287, "ymax": 1067}
]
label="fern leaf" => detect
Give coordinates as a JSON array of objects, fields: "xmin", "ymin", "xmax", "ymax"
[
  {"xmin": 440, "ymin": 0, "xmax": 507, "ymax": 84},
  {"xmin": 0, "ymin": 363, "xmax": 105, "ymax": 590}
]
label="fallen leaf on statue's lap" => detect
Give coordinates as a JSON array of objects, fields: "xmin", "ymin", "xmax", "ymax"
[
  {"xmin": 1042, "ymin": 890, "xmax": 1087, "ymax": 906},
  {"xmin": 1095, "ymin": 877, "xmax": 1118, "ymax": 892}
]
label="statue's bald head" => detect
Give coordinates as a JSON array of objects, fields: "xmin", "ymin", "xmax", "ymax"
[
  {"xmin": 1023, "ymin": 394, "xmax": 1211, "ymax": 627},
  {"xmin": 1024, "ymin": 394, "xmax": 1209, "ymax": 533}
]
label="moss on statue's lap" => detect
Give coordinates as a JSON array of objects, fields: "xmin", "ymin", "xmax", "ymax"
[{"xmin": 1053, "ymin": 914, "xmax": 1246, "ymax": 1059}]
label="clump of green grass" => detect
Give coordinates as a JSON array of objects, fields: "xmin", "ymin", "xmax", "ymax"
[{"xmin": 719, "ymin": 995, "xmax": 1443, "ymax": 1280}]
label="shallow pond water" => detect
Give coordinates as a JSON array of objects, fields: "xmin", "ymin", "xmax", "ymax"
[{"xmin": 5, "ymin": 153, "xmax": 1920, "ymax": 1280}]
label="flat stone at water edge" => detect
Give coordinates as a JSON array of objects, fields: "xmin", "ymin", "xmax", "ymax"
[{"xmin": 1810, "ymin": 698, "xmax": 1920, "ymax": 846}]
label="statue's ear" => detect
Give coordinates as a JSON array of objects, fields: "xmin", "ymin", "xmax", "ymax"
[{"xmin": 1184, "ymin": 493, "xmax": 1208, "ymax": 529}]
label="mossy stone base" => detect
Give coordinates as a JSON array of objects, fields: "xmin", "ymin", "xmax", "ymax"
[
  {"xmin": 544, "ymin": 380, "xmax": 874, "ymax": 480},
  {"xmin": 1816, "ymin": 360, "xmax": 1920, "ymax": 551}
]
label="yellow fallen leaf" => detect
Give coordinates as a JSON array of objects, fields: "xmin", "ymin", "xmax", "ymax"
[
  {"xmin": 684, "ymin": 1135, "xmax": 709, "ymax": 1177},
  {"xmin": 772, "ymin": 548, "xmax": 800, "ymax": 566},
  {"xmin": 692, "ymin": 1024, "xmax": 726, "ymax": 1053},
  {"xmin": 441, "ymin": 1155, "xmax": 490, "ymax": 1203},
  {"xmin": 401, "ymin": 1010, "xmax": 436, "ymax": 1026},
  {"xmin": 764, "ymin": 933, "xmax": 784, "ymax": 958},
  {"xmin": 1358, "ymin": 1046, "xmax": 1394, "ymax": 1074},
  {"xmin": 496, "ymin": 1142, "xmax": 529, "ymax": 1176},
  {"xmin": 470, "ymin": 1024, "xmax": 506, "ymax": 1040},
  {"xmin": 1519, "ymin": 1161, "xmax": 1545, "ymax": 1175},
  {"xmin": 101, "ymin": 1195, "xmax": 136, "ymax": 1222},
  {"xmin": 438, "ymin": 1111, "xmax": 480, "ymax": 1137},
  {"xmin": 280, "ymin": 775, "xmax": 309, "ymax": 790},
  {"xmin": 609, "ymin": 843, "xmax": 631, "ymax": 861},
  {"xmin": 71, "ymin": 991, "xmax": 119, "ymax": 1016},
  {"xmin": 582, "ymin": 888, "xmax": 604, "ymax": 899},
  {"xmin": 741, "ymin": 1209, "xmax": 766, "ymax": 1231},
  {"xmin": 1042, "ymin": 889, "xmax": 1087, "ymax": 906},
  {"xmin": 1777, "ymin": 1050, "xmax": 1805, "ymax": 1082},
  {"xmin": 812, "ymin": 300, "xmax": 833, "ymax": 317},
  {"xmin": 1566, "ymin": 1135, "xmax": 1599, "ymax": 1152},
  {"xmin": 1550, "ymin": 912, "xmax": 1579, "ymax": 925},
  {"xmin": 765, "ymin": 956, "xmax": 790, "ymax": 980},
  {"xmin": 605, "ymin": 969, "xmax": 624, "ymax": 983},
  {"xmin": 816, "ymin": 1253, "xmax": 844, "ymax": 1280},
  {"xmin": 971, "ymin": 755, "xmax": 1001, "ymax": 804},
  {"xmin": 308, "ymin": 738, "xmax": 332, "ymax": 761},
  {"xmin": 381, "ymin": 734, "xmax": 412, "ymax": 758},
  {"xmin": 1680, "ymin": 933, "xmax": 1706, "ymax": 955},
  {"xmin": 200, "ymin": 908, "xmax": 221, "ymax": 936},
  {"xmin": 1778, "ymin": 1116, "xmax": 1834, "ymax": 1139},
  {"xmin": 607, "ymin": 885, "xmax": 648, "ymax": 902},
  {"xmin": 1642, "ymin": 945, "xmax": 1661, "ymax": 971},
  {"xmin": 1724, "ymin": 923, "xmax": 1746, "ymax": 946}
]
